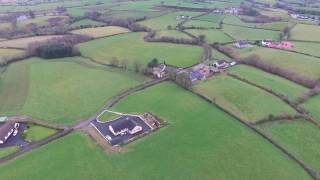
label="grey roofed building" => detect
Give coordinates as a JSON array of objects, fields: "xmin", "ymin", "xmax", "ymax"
[{"xmin": 0, "ymin": 121, "xmax": 19, "ymax": 144}]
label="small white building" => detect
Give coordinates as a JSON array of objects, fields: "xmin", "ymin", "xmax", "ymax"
[{"xmin": 16, "ymin": 15, "xmax": 28, "ymax": 21}]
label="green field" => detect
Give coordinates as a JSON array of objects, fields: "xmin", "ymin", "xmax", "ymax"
[
  {"xmin": 194, "ymin": 13, "xmax": 225, "ymax": 23},
  {"xmin": 17, "ymin": 16, "xmax": 68, "ymax": 28},
  {"xmin": 257, "ymin": 21, "xmax": 294, "ymax": 31},
  {"xmin": 69, "ymin": 19, "xmax": 105, "ymax": 28},
  {"xmin": 0, "ymin": 146, "xmax": 18, "ymax": 158},
  {"xmin": 155, "ymin": 30, "xmax": 191, "ymax": 39},
  {"xmin": 222, "ymin": 24, "xmax": 280, "ymax": 40},
  {"xmin": 138, "ymin": 11, "xmax": 203, "ymax": 30},
  {"xmin": 211, "ymin": 48, "xmax": 231, "ymax": 60},
  {"xmin": 232, "ymin": 46, "xmax": 320, "ymax": 81},
  {"xmin": 0, "ymin": 82, "xmax": 311, "ymax": 180},
  {"xmin": 183, "ymin": 20, "xmax": 219, "ymax": 28},
  {"xmin": 23, "ymin": 125, "xmax": 57, "ymax": 142},
  {"xmin": 303, "ymin": 95, "xmax": 320, "ymax": 123},
  {"xmin": 291, "ymin": 24, "xmax": 320, "ymax": 42},
  {"xmin": 70, "ymin": 26, "xmax": 130, "ymax": 38},
  {"xmin": 0, "ymin": 57, "xmax": 148, "ymax": 124},
  {"xmin": 193, "ymin": 75, "xmax": 297, "ymax": 121},
  {"xmin": 186, "ymin": 29, "xmax": 234, "ymax": 43},
  {"xmin": 229, "ymin": 65, "xmax": 308, "ymax": 101},
  {"xmin": 259, "ymin": 120, "xmax": 320, "ymax": 173},
  {"xmin": 292, "ymin": 42, "xmax": 320, "ymax": 57},
  {"xmin": 102, "ymin": 10, "xmax": 166, "ymax": 20},
  {"xmin": 78, "ymin": 32, "xmax": 203, "ymax": 68}
]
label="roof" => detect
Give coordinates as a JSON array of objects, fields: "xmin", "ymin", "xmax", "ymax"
[
  {"xmin": 0, "ymin": 121, "xmax": 15, "ymax": 141},
  {"xmin": 217, "ymin": 60, "xmax": 226, "ymax": 65},
  {"xmin": 237, "ymin": 40, "xmax": 248, "ymax": 45},
  {"xmin": 109, "ymin": 116, "xmax": 138, "ymax": 133},
  {"xmin": 190, "ymin": 71, "xmax": 204, "ymax": 80}
]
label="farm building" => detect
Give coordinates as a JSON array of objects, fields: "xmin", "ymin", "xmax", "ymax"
[
  {"xmin": 0, "ymin": 121, "xmax": 20, "ymax": 144},
  {"xmin": 261, "ymin": 40, "xmax": 294, "ymax": 49},
  {"xmin": 213, "ymin": 60, "xmax": 229, "ymax": 69},
  {"xmin": 16, "ymin": 15, "xmax": 28, "ymax": 21},
  {"xmin": 152, "ymin": 64, "xmax": 167, "ymax": 78},
  {"xmin": 234, "ymin": 40, "xmax": 250, "ymax": 49}
]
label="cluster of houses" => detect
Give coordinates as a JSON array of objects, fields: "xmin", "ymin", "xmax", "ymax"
[
  {"xmin": 176, "ymin": 15, "xmax": 192, "ymax": 20},
  {"xmin": 234, "ymin": 40, "xmax": 251, "ymax": 49},
  {"xmin": 0, "ymin": 117, "xmax": 20, "ymax": 145},
  {"xmin": 212, "ymin": 7, "xmax": 240, "ymax": 15},
  {"xmin": 188, "ymin": 60, "xmax": 236, "ymax": 82},
  {"xmin": 290, "ymin": 13, "xmax": 319, "ymax": 22},
  {"xmin": 260, "ymin": 39, "xmax": 294, "ymax": 49}
]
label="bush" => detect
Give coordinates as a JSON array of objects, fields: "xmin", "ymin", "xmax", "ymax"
[{"xmin": 35, "ymin": 43, "xmax": 74, "ymax": 59}]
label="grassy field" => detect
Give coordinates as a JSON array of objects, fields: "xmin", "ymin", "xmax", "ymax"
[
  {"xmin": 257, "ymin": 21, "xmax": 294, "ymax": 31},
  {"xmin": 138, "ymin": 11, "xmax": 203, "ymax": 30},
  {"xmin": 155, "ymin": 30, "xmax": 191, "ymax": 39},
  {"xmin": 0, "ymin": 83, "xmax": 311, "ymax": 180},
  {"xmin": 0, "ymin": 57, "xmax": 148, "ymax": 124},
  {"xmin": 0, "ymin": 146, "xmax": 19, "ymax": 158},
  {"xmin": 70, "ymin": 26, "xmax": 130, "ymax": 38},
  {"xmin": 0, "ymin": 48, "xmax": 25, "ymax": 60},
  {"xmin": 303, "ymin": 95, "xmax": 320, "ymax": 123},
  {"xmin": 183, "ymin": 20, "xmax": 219, "ymax": 28},
  {"xmin": 69, "ymin": 19, "xmax": 105, "ymax": 28},
  {"xmin": 102, "ymin": 10, "xmax": 166, "ymax": 21},
  {"xmin": 223, "ymin": 15, "xmax": 254, "ymax": 27},
  {"xmin": 194, "ymin": 13, "xmax": 225, "ymax": 23},
  {"xmin": 23, "ymin": 125, "xmax": 57, "ymax": 142},
  {"xmin": 291, "ymin": 24, "xmax": 320, "ymax": 42},
  {"xmin": 17, "ymin": 16, "xmax": 68, "ymax": 28},
  {"xmin": 222, "ymin": 24, "xmax": 280, "ymax": 40},
  {"xmin": 0, "ymin": 35, "xmax": 63, "ymax": 49},
  {"xmin": 212, "ymin": 48, "xmax": 231, "ymax": 60},
  {"xmin": 78, "ymin": 32, "xmax": 203, "ymax": 68},
  {"xmin": 232, "ymin": 46, "xmax": 320, "ymax": 81},
  {"xmin": 229, "ymin": 65, "xmax": 309, "ymax": 101},
  {"xmin": 259, "ymin": 120, "xmax": 320, "ymax": 173},
  {"xmin": 185, "ymin": 29, "xmax": 234, "ymax": 43},
  {"xmin": 292, "ymin": 42, "xmax": 320, "ymax": 57},
  {"xmin": 193, "ymin": 75, "xmax": 297, "ymax": 121}
]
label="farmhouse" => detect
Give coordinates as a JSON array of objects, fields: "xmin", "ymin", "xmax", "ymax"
[
  {"xmin": 152, "ymin": 64, "xmax": 167, "ymax": 78},
  {"xmin": 213, "ymin": 60, "xmax": 229, "ymax": 69},
  {"xmin": 91, "ymin": 114, "xmax": 157, "ymax": 146},
  {"xmin": 0, "ymin": 121, "xmax": 20, "ymax": 144},
  {"xmin": 176, "ymin": 15, "xmax": 192, "ymax": 20},
  {"xmin": 234, "ymin": 40, "xmax": 250, "ymax": 49},
  {"xmin": 109, "ymin": 116, "xmax": 143, "ymax": 136},
  {"xmin": 16, "ymin": 15, "xmax": 28, "ymax": 21}
]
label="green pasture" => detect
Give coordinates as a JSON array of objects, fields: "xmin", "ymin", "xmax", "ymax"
[
  {"xmin": 0, "ymin": 82, "xmax": 311, "ymax": 180},
  {"xmin": 78, "ymin": 32, "xmax": 203, "ymax": 68},
  {"xmin": 193, "ymin": 75, "xmax": 297, "ymax": 121}
]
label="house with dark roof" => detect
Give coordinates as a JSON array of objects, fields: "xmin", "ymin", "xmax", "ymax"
[
  {"xmin": 234, "ymin": 40, "xmax": 250, "ymax": 49},
  {"xmin": 213, "ymin": 60, "xmax": 229, "ymax": 69},
  {"xmin": 109, "ymin": 116, "xmax": 143, "ymax": 136},
  {"xmin": 0, "ymin": 121, "xmax": 19, "ymax": 144}
]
